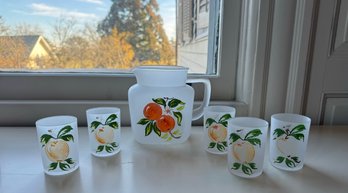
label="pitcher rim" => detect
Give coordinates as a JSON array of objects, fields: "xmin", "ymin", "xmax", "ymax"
[{"xmin": 132, "ymin": 65, "xmax": 189, "ymax": 72}]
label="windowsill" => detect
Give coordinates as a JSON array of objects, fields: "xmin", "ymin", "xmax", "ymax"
[{"xmin": 1, "ymin": 126, "xmax": 348, "ymax": 193}]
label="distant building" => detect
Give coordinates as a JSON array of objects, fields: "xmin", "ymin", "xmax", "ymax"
[
  {"xmin": 0, "ymin": 35, "xmax": 53, "ymax": 69},
  {"xmin": 177, "ymin": 0, "xmax": 209, "ymax": 73}
]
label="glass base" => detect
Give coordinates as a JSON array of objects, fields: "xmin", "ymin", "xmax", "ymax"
[
  {"xmin": 205, "ymin": 148, "xmax": 227, "ymax": 155},
  {"xmin": 44, "ymin": 165, "xmax": 79, "ymax": 176},
  {"xmin": 271, "ymin": 162, "xmax": 304, "ymax": 171},
  {"xmin": 91, "ymin": 148, "xmax": 121, "ymax": 157},
  {"xmin": 228, "ymin": 169, "xmax": 263, "ymax": 178}
]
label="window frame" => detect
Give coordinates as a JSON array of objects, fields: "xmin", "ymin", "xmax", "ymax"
[{"xmin": 0, "ymin": 0, "xmax": 243, "ymax": 126}]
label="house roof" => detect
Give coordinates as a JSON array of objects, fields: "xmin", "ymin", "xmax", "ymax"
[{"xmin": 0, "ymin": 35, "xmax": 52, "ymax": 58}]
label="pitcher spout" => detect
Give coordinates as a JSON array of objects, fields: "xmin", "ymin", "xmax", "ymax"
[{"xmin": 132, "ymin": 66, "xmax": 189, "ymax": 87}]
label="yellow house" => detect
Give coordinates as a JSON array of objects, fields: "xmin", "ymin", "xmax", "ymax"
[{"xmin": 0, "ymin": 35, "xmax": 53, "ymax": 69}]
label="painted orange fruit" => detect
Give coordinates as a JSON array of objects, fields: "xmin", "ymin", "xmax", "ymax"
[
  {"xmin": 143, "ymin": 103, "xmax": 163, "ymax": 120},
  {"xmin": 95, "ymin": 125, "xmax": 114, "ymax": 144},
  {"xmin": 156, "ymin": 115, "xmax": 175, "ymax": 132},
  {"xmin": 45, "ymin": 139, "xmax": 69, "ymax": 162},
  {"xmin": 208, "ymin": 123, "xmax": 227, "ymax": 142},
  {"xmin": 232, "ymin": 140, "xmax": 255, "ymax": 163}
]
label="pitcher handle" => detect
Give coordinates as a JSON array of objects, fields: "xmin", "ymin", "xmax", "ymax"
[{"xmin": 187, "ymin": 79, "xmax": 211, "ymax": 120}]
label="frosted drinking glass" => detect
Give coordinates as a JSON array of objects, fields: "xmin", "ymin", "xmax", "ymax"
[
  {"xmin": 203, "ymin": 106, "xmax": 236, "ymax": 154},
  {"xmin": 36, "ymin": 116, "xmax": 79, "ymax": 176},
  {"xmin": 86, "ymin": 107, "xmax": 121, "ymax": 157},
  {"xmin": 270, "ymin": 113, "xmax": 311, "ymax": 171},
  {"xmin": 227, "ymin": 117, "xmax": 268, "ymax": 178}
]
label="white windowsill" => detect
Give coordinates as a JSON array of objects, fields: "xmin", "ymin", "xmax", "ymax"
[{"xmin": 1, "ymin": 126, "xmax": 348, "ymax": 193}]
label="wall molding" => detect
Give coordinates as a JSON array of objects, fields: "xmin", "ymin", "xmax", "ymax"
[
  {"xmin": 236, "ymin": 0, "xmax": 275, "ymax": 117},
  {"xmin": 285, "ymin": 0, "xmax": 318, "ymax": 114}
]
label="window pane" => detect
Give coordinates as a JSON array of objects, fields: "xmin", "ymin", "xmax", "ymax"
[{"xmin": 0, "ymin": 0, "xmax": 219, "ymax": 74}]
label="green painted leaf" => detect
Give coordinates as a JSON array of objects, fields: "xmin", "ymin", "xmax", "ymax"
[
  {"xmin": 108, "ymin": 121, "xmax": 119, "ymax": 129},
  {"xmin": 110, "ymin": 142, "xmax": 118, "ymax": 148},
  {"xmin": 229, "ymin": 133, "xmax": 242, "ymax": 143},
  {"xmin": 205, "ymin": 118, "xmax": 217, "ymax": 127},
  {"xmin": 245, "ymin": 129, "xmax": 262, "ymax": 139},
  {"xmin": 96, "ymin": 145, "xmax": 104, "ymax": 153},
  {"xmin": 274, "ymin": 156, "xmax": 285, "ymax": 163},
  {"xmin": 152, "ymin": 98, "xmax": 166, "ymax": 107},
  {"xmin": 137, "ymin": 118, "xmax": 150, "ymax": 125},
  {"xmin": 248, "ymin": 163, "xmax": 257, "ymax": 170},
  {"xmin": 65, "ymin": 158, "xmax": 74, "ymax": 164},
  {"xmin": 91, "ymin": 121, "xmax": 102, "ymax": 130},
  {"xmin": 222, "ymin": 141, "xmax": 228, "ymax": 147},
  {"xmin": 168, "ymin": 98, "xmax": 184, "ymax": 108},
  {"xmin": 273, "ymin": 128, "xmax": 286, "ymax": 138},
  {"xmin": 105, "ymin": 145, "xmax": 114, "ymax": 153},
  {"xmin": 290, "ymin": 124, "xmax": 306, "ymax": 134},
  {"xmin": 176, "ymin": 105, "xmax": 185, "ymax": 111},
  {"xmin": 57, "ymin": 125, "xmax": 73, "ymax": 138},
  {"xmin": 221, "ymin": 121, "xmax": 228, "ymax": 127},
  {"xmin": 161, "ymin": 133, "xmax": 169, "ymax": 139},
  {"xmin": 59, "ymin": 162, "xmax": 71, "ymax": 171},
  {"xmin": 172, "ymin": 129, "xmax": 180, "ymax": 135},
  {"xmin": 40, "ymin": 134, "xmax": 53, "ymax": 146},
  {"xmin": 291, "ymin": 133, "xmax": 305, "ymax": 141},
  {"xmin": 48, "ymin": 162, "xmax": 58, "ymax": 171},
  {"xmin": 285, "ymin": 158, "xmax": 296, "ymax": 168},
  {"xmin": 231, "ymin": 162, "xmax": 241, "ymax": 170},
  {"xmin": 291, "ymin": 156, "xmax": 301, "ymax": 164},
  {"xmin": 105, "ymin": 114, "xmax": 117, "ymax": 124},
  {"xmin": 153, "ymin": 122, "xmax": 161, "ymax": 137},
  {"xmin": 145, "ymin": 122, "xmax": 153, "ymax": 136},
  {"xmin": 216, "ymin": 143, "xmax": 225, "ymax": 152},
  {"xmin": 218, "ymin": 114, "xmax": 232, "ymax": 123},
  {"xmin": 246, "ymin": 138, "xmax": 261, "ymax": 147},
  {"xmin": 166, "ymin": 136, "xmax": 173, "ymax": 142},
  {"xmin": 209, "ymin": 142, "xmax": 216, "ymax": 148},
  {"xmin": 241, "ymin": 164, "xmax": 252, "ymax": 175},
  {"xmin": 60, "ymin": 134, "xmax": 74, "ymax": 142},
  {"xmin": 173, "ymin": 111, "xmax": 183, "ymax": 126}
]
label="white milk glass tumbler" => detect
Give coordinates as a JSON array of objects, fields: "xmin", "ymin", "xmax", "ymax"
[
  {"xmin": 36, "ymin": 116, "xmax": 79, "ymax": 176},
  {"xmin": 227, "ymin": 117, "xmax": 268, "ymax": 178},
  {"xmin": 203, "ymin": 106, "xmax": 236, "ymax": 154},
  {"xmin": 86, "ymin": 107, "xmax": 121, "ymax": 157},
  {"xmin": 270, "ymin": 113, "xmax": 311, "ymax": 171}
]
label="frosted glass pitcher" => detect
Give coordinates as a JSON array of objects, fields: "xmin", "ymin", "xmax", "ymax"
[{"xmin": 128, "ymin": 66, "xmax": 211, "ymax": 144}]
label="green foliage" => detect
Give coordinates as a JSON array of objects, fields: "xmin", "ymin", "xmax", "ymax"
[
  {"xmin": 137, "ymin": 118, "xmax": 150, "ymax": 125},
  {"xmin": 152, "ymin": 98, "xmax": 166, "ymax": 107},
  {"xmin": 168, "ymin": 99, "xmax": 184, "ymax": 108},
  {"xmin": 57, "ymin": 126, "xmax": 73, "ymax": 138},
  {"xmin": 274, "ymin": 156, "xmax": 301, "ymax": 168},
  {"xmin": 209, "ymin": 142, "xmax": 216, "ymax": 148},
  {"xmin": 91, "ymin": 121, "xmax": 102, "ymax": 130},
  {"xmin": 98, "ymin": 0, "xmax": 175, "ymax": 64},
  {"xmin": 173, "ymin": 111, "xmax": 182, "ymax": 126},
  {"xmin": 205, "ymin": 118, "xmax": 217, "ymax": 128},
  {"xmin": 40, "ymin": 134, "xmax": 53, "ymax": 146},
  {"xmin": 60, "ymin": 134, "xmax": 74, "ymax": 142},
  {"xmin": 106, "ymin": 114, "xmax": 117, "ymax": 124},
  {"xmin": 218, "ymin": 114, "xmax": 232, "ymax": 123},
  {"xmin": 273, "ymin": 128, "xmax": 286, "ymax": 138},
  {"xmin": 49, "ymin": 162, "xmax": 58, "ymax": 171},
  {"xmin": 229, "ymin": 133, "xmax": 242, "ymax": 143},
  {"xmin": 231, "ymin": 162, "xmax": 257, "ymax": 176},
  {"xmin": 97, "ymin": 145, "xmax": 104, "ymax": 153}
]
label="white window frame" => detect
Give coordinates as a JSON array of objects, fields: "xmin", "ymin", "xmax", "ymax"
[{"xmin": 3, "ymin": 0, "xmax": 312, "ymax": 126}]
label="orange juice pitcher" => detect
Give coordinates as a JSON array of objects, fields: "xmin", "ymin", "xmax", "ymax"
[{"xmin": 128, "ymin": 66, "xmax": 211, "ymax": 144}]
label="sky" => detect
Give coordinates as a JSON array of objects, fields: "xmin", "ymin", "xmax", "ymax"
[{"xmin": 0, "ymin": 0, "xmax": 176, "ymax": 40}]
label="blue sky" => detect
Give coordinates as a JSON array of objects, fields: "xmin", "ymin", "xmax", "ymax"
[{"xmin": 0, "ymin": 0, "xmax": 176, "ymax": 40}]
